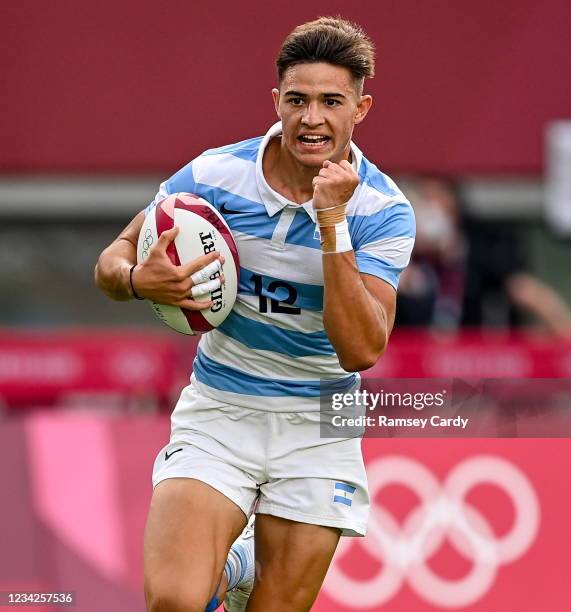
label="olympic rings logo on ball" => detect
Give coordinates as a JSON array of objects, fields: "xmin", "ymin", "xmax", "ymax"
[
  {"xmin": 141, "ymin": 228, "xmax": 153, "ymax": 260},
  {"xmin": 324, "ymin": 455, "xmax": 540, "ymax": 609}
]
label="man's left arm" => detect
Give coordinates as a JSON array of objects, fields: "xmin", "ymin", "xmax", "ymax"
[
  {"xmin": 313, "ymin": 159, "xmax": 412, "ymax": 372},
  {"xmin": 322, "ymin": 252, "xmax": 395, "ymax": 371}
]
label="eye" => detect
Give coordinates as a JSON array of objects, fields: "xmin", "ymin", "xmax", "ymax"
[
  {"xmin": 288, "ymin": 97, "xmax": 304, "ymax": 106},
  {"xmin": 324, "ymin": 98, "xmax": 340, "ymax": 107}
]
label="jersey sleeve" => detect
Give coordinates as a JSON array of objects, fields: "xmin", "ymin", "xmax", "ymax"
[
  {"xmin": 143, "ymin": 160, "xmax": 198, "ymax": 217},
  {"xmin": 351, "ymin": 201, "xmax": 416, "ymax": 289}
]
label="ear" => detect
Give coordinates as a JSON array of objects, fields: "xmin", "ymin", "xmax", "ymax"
[
  {"xmin": 354, "ymin": 94, "xmax": 373, "ymax": 125},
  {"xmin": 272, "ymin": 88, "xmax": 281, "ymax": 119}
]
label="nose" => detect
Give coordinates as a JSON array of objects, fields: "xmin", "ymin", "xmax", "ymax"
[{"xmin": 301, "ymin": 102, "xmax": 324, "ymax": 127}]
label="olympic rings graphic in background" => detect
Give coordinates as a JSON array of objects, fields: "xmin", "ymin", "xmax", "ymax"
[{"xmin": 324, "ymin": 455, "xmax": 540, "ymax": 609}]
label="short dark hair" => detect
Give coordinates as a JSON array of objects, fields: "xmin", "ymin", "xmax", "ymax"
[{"xmin": 276, "ymin": 17, "xmax": 375, "ymax": 88}]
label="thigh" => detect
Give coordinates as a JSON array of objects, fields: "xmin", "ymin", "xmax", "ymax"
[
  {"xmin": 246, "ymin": 514, "xmax": 340, "ymax": 612},
  {"xmin": 144, "ymin": 478, "xmax": 247, "ymax": 611},
  {"xmin": 261, "ymin": 412, "xmax": 370, "ymax": 537},
  {"xmin": 258, "ymin": 473, "xmax": 369, "ymax": 537}
]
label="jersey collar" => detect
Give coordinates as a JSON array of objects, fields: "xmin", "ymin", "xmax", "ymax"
[{"xmin": 255, "ymin": 121, "xmax": 362, "ymax": 223}]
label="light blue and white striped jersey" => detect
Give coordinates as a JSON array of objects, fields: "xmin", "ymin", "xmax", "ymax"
[{"xmin": 146, "ymin": 122, "xmax": 415, "ymax": 411}]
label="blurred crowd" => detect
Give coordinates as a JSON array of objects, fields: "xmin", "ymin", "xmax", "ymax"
[{"xmin": 397, "ymin": 177, "xmax": 571, "ymax": 337}]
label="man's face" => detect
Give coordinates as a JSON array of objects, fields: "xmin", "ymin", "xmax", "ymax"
[{"xmin": 272, "ymin": 62, "xmax": 372, "ymax": 168}]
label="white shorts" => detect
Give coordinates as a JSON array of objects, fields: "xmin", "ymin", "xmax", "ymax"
[{"xmin": 152, "ymin": 383, "xmax": 369, "ymax": 536}]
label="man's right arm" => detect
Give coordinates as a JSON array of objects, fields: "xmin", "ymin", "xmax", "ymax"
[
  {"xmin": 94, "ymin": 210, "xmax": 223, "ymax": 310},
  {"xmin": 95, "ymin": 211, "xmax": 145, "ymax": 301}
]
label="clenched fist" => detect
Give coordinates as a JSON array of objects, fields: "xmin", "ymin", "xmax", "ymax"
[{"xmin": 312, "ymin": 159, "xmax": 359, "ymax": 210}]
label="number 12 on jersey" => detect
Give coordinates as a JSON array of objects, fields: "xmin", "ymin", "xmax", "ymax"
[{"xmin": 250, "ymin": 274, "xmax": 301, "ymax": 315}]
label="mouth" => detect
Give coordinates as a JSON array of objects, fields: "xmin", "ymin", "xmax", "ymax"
[{"xmin": 296, "ymin": 134, "xmax": 331, "ymax": 149}]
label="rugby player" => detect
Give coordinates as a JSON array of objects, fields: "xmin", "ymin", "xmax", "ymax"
[{"xmin": 95, "ymin": 16, "xmax": 415, "ymax": 612}]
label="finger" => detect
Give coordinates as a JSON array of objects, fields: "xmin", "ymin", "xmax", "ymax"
[
  {"xmin": 176, "ymin": 298, "xmax": 213, "ymax": 310},
  {"xmin": 328, "ymin": 161, "xmax": 349, "ymax": 176},
  {"xmin": 180, "ymin": 251, "xmax": 221, "ymax": 276},
  {"xmin": 321, "ymin": 164, "xmax": 347, "ymax": 179},
  {"xmin": 339, "ymin": 160, "xmax": 357, "ymax": 177},
  {"xmin": 322, "ymin": 160, "xmax": 332, "ymax": 168},
  {"xmin": 157, "ymin": 226, "xmax": 179, "ymax": 249},
  {"xmin": 191, "ymin": 277, "xmax": 223, "ymax": 298},
  {"xmin": 190, "ymin": 259, "xmax": 223, "ymax": 285}
]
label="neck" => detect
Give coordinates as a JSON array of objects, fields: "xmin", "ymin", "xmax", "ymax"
[{"xmin": 263, "ymin": 137, "xmax": 351, "ymax": 204}]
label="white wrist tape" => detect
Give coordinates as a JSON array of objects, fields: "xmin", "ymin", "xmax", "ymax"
[
  {"xmin": 319, "ymin": 219, "xmax": 353, "ymax": 254},
  {"xmin": 316, "ymin": 202, "xmax": 353, "ymax": 254}
]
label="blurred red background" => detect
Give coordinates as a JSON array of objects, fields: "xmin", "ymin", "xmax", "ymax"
[{"xmin": 1, "ymin": 0, "xmax": 570, "ymax": 174}]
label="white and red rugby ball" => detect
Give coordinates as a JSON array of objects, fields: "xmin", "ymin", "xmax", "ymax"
[{"xmin": 137, "ymin": 192, "xmax": 239, "ymax": 335}]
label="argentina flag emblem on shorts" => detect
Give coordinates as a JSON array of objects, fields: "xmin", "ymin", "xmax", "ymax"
[{"xmin": 333, "ymin": 482, "xmax": 356, "ymax": 507}]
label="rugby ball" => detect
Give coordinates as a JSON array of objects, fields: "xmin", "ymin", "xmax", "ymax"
[{"xmin": 137, "ymin": 192, "xmax": 239, "ymax": 335}]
